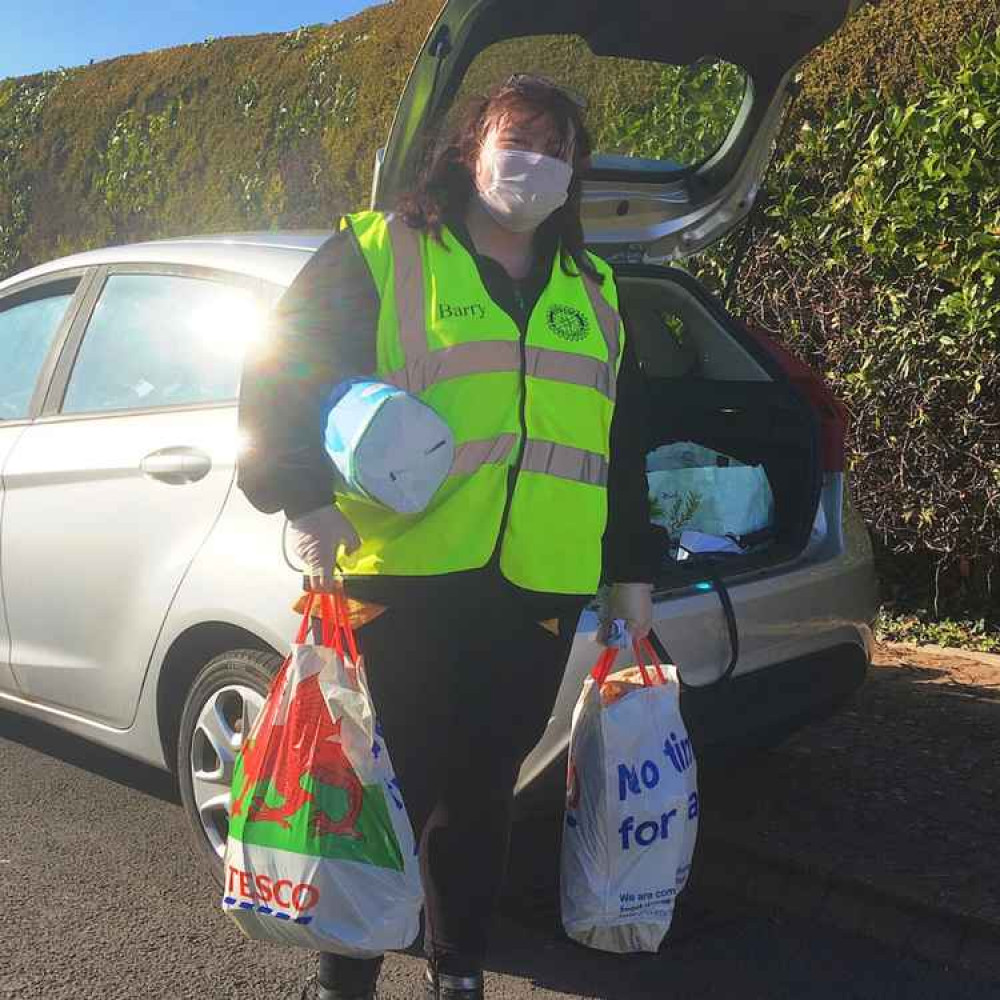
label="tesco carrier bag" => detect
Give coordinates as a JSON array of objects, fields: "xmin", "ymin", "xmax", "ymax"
[
  {"xmin": 561, "ymin": 639, "xmax": 698, "ymax": 953},
  {"xmin": 222, "ymin": 591, "xmax": 422, "ymax": 955}
]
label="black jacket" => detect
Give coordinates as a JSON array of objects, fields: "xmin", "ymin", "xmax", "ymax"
[{"xmin": 237, "ymin": 216, "xmax": 658, "ymax": 612}]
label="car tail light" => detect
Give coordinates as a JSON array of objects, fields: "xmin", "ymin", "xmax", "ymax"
[{"xmin": 742, "ymin": 326, "xmax": 848, "ymax": 473}]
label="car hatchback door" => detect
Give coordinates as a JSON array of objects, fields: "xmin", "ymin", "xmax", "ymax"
[
  {"xmin": 373, "ymin": 0, "xmax": 859, "ymax": 258},
  {"xmin": 1, "ymin": 265, "xmax": 272, "ymax": 727}
]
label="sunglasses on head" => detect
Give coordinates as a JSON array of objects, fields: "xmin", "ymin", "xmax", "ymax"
[{"xmin": 501, "ymin": 73, "xmax": 589, "ymax": 110}]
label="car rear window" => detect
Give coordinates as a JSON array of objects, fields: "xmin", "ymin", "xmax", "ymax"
[
  {"xmin": 451, "ymin": 35, "xmax": 747, "ymax": 172},
  {"xmin": 0, "ymin": 281, "xmax": 78, "ymax": 420}
]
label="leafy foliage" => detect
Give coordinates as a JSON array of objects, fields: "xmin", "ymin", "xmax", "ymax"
[
  {"xmin": 98, "ymin": 101, "xmax": 182, "ymax": 224},
  {"xmin": 0, "ymin": 70, "xmax": 71, "ymax": 274},
  {"xmin": 876, "ymin": 609, "xmax": 1000, "ymax": 654},
  {"xmin": 798, "ymin": 0, "xmax": 1000, "ymax": 118},
  {"xmin": 0, "ymin": 0, "xmax": 443, "ymax": 275},
  {"xmin": 593, "ymin": 61, "xmax": 746, "ymax": 166},
  {"xmin": 697, "ymin": 26, "xmax": 1000, "ymax": 622},
  {"xmin": 454, "ymin": 32, "xmax": 746, "ymax": 168}
]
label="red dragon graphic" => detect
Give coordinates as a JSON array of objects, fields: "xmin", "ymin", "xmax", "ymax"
[{"xmin": 231, "ymin": 659, "xmax": 366, "ymax": 840}]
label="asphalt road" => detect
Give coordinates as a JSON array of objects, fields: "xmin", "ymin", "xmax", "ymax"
[{"xmin": 1, "ymin": 708, "xmax": 997, "ymax": 1000}]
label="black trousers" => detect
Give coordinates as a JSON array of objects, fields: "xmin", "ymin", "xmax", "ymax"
[{"xmin": 318, "ymin": 580, "xmax": 581, "ymax": 993}]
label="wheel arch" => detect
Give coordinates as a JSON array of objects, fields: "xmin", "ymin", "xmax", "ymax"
[{"xmin": 156, "ymin": 621, "xmax": 277, "ymax": 771}]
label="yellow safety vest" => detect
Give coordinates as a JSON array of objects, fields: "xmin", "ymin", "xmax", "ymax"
[{"xmin": 335, "ymin": 210, "xmax": 624, "ymax": 595}]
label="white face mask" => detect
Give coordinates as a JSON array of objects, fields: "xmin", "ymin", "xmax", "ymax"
[{"xmin": 475, "ymin": 148, "xmax": 573, "ymax": 233}]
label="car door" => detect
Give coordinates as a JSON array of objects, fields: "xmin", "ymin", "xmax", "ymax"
[
  {"xmin": 1, "ymin": 263, "xmax": 273, "ymax": 727},
  {"xmin": 0, "ymin": 271, "xmax": 94, "ymax": 696}
]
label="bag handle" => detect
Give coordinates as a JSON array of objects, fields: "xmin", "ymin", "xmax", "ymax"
[
  {"xmin": 589, "ymin": 639, "xmax": 667, "ymax": 690},
  {"xmin": 319, "ymin": 592, "xmax": 343, "ymax": 655},
  {"xmin": 631, "ymin": 637, "xmax": 668, "ymax": 686},
  {"xmin": 295, "ymin": 592, "xmax": 320, "ymax": 644},
  {"xmin": 294, "ymin": 590, "xmax": 340, "ymax": 651},
  {"xmin": 590, "ymin": 646, "xmax": 619, "ymax": 687},
  {"xmin": 295, "ymin": 585, "xmax": 361, "ymax": 664},
  {"xmin": 335, "ymin": 588, "xmax": 360, "ymax": 664}
]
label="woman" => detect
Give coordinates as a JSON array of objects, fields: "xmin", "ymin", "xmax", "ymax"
[{"xmin": 238, "ymin": 74, "xmax": 658, "ymax": 1000}]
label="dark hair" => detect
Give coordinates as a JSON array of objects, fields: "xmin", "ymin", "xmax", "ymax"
[{"xmin": 397, "ymin": 75, "xmax": 603, "ymax": 284}]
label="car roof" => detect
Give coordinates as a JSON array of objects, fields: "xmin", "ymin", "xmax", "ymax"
[{"xmin": 0, "ymin": 230, "xmax": 334, "ymax": 293}]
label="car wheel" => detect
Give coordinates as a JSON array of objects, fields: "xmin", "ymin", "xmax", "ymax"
[{"xmin": 177, "ymin": 648, "xmax": 283, "ymax": 883}]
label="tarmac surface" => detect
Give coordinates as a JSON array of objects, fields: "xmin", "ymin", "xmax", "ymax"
[{"xmin": 3, "ymin": 705, "xmax": 998, "ymax": 1000}]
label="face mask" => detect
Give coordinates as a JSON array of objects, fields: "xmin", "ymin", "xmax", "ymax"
[{"xmin": 475, "ymin": 148, "xmax": 573, "ymax": 233}]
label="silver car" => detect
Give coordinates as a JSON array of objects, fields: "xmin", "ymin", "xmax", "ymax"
[{"xmin": 0, "ymin": 0, "xmax": 874, "ymax": 876}]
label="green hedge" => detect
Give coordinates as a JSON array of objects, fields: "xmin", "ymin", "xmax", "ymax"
[
  {"xmin": 3, "ymin": 0, "xmax": 999, "ymax": 621},
  {"xmin": 695, "ymin": 24, "xmax": 1000, "ymax": 617},
  {"xmin": 5, "ymin": 0, "xmax": 994, "ymax": 280},
  {"xmin": 798, "ymin": 0, "xmax": 1000, "ymax": 117},
  {"xmin": 0, "ymin": 0, "xmax": 444, "ymax": 277}
]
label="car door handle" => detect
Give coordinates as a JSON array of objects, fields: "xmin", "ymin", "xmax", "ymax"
[{"xmin": 140, "ymin": 446, "xmax": 212, "ymax": 485}]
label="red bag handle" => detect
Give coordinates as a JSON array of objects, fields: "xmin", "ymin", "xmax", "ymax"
[
  {"xmin": 294, "ymin": 590, "xmax": 341, "ymax": 652},
  {"xmin": 632, "ymin": 637, "xmax": 669, "ymax": 686},
  {"xmin": 295, "ymin": 592, "xmax": 319, "ymax": 644},
  {"xmin": 334, "ymin": 589, "xmax": 360, "ymax": 663},
  {"xmin": 589, "ymin": 637, "xmax": 668, "ymax": 689},
  {"xmin": 323, "ymin": 593, "xmax": 344, "ymax": 654},
  {"xmin": 295, "ymin": 586, "xmax": 361, "ymax": 665},
  {"xmin": 590, "ymin": 646, "xmax": 619, "ymax": 686}
]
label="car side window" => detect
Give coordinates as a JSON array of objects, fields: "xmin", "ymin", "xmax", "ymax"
[
  {"xmin": 0, "ymin": 282, "xmax": 78, "ymax": 421},
  {"xmin": 62, "ymin": 273, "xmax": 266, "ymax": 415}
]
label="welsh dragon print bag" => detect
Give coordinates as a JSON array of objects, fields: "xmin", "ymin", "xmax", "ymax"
[{"xmin": 222, "ymin": 591, "xmax": 422, "ymax": 954}]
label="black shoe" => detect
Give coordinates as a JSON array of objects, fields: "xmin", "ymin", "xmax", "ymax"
[
  {"xmin": 300, "ymin": 973, "xmax": 377, "ymax": 1000},
  {"xmin": 423, "ymin": 965, "xmax": 484, "ymax": 1000}
]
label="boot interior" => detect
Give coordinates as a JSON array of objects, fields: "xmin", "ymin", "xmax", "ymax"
[{"xmin": 618, "ymin": 272, "xmax": 822, "ymax": 590}]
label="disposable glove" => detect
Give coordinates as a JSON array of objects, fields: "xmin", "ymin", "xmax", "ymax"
[
  {"xmin": 598, "ymin": 582, "xmax": 654, "ymax": 646},
  {"xmin": 287, "ymin": 505, "xmax": 361, "ymax": 592}
]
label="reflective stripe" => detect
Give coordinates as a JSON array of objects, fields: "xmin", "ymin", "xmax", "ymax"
[
  {"xmin": 582, "ymin": 273, "xmax": 622, "ymax": 375},
  {"xmin": 384, "ymin": 219, "xmax": 621, "ymax": 396},
  {"xmin": 450, "ymin": 434, "xmax": 517, "ymax": 475},
  {"xmin": 520, "ymin": 439, "xmax": 608, "ymax": 487},
  {"xmin": 450, "ymin": 435, "xmax": 607, "ymax": 484},
  {"xmin": 384, "ymin": 341, "xmax": 616, "ymax": 397},
  {"xmin": 384, "ymin": 340, "xmax": 520, "ymax": 394},
  {"xmin": 525, "ymin": 347, "xmax": 615, "ymax": 400},
  {"xmin": 386, "ymin": 215, "xmax": 427, "ymax": 360},
  {"xmin": 385, "ymin": 340, "xmax": 615, "ymax": 399}
]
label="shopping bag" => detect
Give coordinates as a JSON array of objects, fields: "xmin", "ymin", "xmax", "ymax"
[
  {"xmin": 561, "ymin": 639, "xmax": 698, "ymax": 953},
  {"xmin": 647, "ymin": 441, "xmax": 774, "ymax": 543},
  {"xmin": 222, "ymin": 591, "xmax": 423, "ymax": 955}
]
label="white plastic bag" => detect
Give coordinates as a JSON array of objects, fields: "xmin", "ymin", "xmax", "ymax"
[
  {"xmin": 676, "ymin": 530, "xmax": 744, "ymax": 558},
  {"xmin": 222, "ymin": 592, "xmax": 423, "ymax": 955},
  {"xmin": 647, "ymin": 441, "xmax": 774, "ymax": 542},
  {"xmin": 561, "ymin": 640, "xmax": 698, "ymax": 953}
]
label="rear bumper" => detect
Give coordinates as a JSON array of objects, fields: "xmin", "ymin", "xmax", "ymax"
[
  {"xmin": 514, "ymin": 639, "xmax": 869, "ymax": 816},
  {"xmin": 680, "ymin": 640, "xmax": 869, "ymax": 756}
]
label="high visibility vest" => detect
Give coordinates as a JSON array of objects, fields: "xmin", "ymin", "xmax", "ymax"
[{"xmin": 335, "ymin": 210, "xmax": 624, "ymax": 595}]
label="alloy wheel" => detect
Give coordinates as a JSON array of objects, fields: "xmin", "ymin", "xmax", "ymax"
[{"xmin": 188, "ymin": 683, "xmax": 266, "ymax": 859}]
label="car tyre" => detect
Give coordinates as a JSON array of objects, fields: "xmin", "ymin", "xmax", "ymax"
[{"xmin": 177, "ymin": 648, "xmax": 283, "ymax": 884}]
